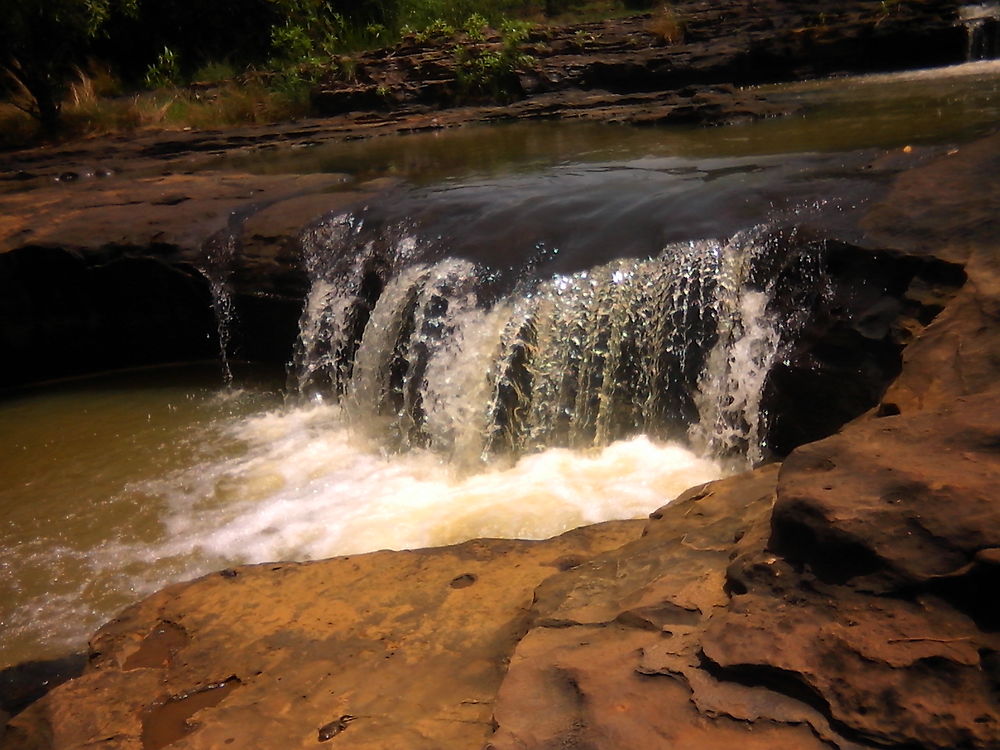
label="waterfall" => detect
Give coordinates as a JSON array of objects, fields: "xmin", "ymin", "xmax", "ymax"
[
  {"xmin": 960, "ymin": 4, "xmax": 1000, "ymax": 60},
  {"xmin": 202, "ymin": 231, "xmax": 237, "ymax": 386},
  {"xmin": 686, "ymin": 226, "xmax": 823, "ymax": 464},
  {"xmin": 289, "ymin": 213, "xmax": 825, "ymax": 466}
]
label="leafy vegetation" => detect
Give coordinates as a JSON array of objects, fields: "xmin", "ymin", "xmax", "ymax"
[
  {"xmin": 454, "ymin": 19, "xmax": 535, "ymax": 99},
  {"xmin": 0, "ymin": 0, "xmax": 643, "ymax": 146},
  {"xmin": 143, "ymin": 47, "xmax": 181, "ymax": 89}
]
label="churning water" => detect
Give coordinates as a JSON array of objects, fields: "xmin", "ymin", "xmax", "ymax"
[
  {"xmin": 3, "ymin": 60, "xmax": 997, "ymax": 669},
  {"xmin": 288, "ymin": 215, "xmax": 823, "ymax": 466},
  {"xmin": 0, "ymin": 373, "xmax": 722, "ymax": 666}
]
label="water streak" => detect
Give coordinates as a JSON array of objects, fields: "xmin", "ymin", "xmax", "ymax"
[{"xmin": 961, "ymin": 4, "xmax": 1000, "ymax": 60}]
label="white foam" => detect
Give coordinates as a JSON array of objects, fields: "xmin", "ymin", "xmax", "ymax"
[
  {"xmin": 0, "ymin": 402, "xmax": 720, "ymax": 662},
  {"xmin": 150, "ymin": 404, "xmax": 721, "ymax": 563}
]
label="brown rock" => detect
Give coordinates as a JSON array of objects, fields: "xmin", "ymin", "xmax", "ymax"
[
  {"xmin": 2, "ymin": 523, "xmax": 643, "ymax": 750},
  {"xmin": 771, "ymin": 392, "xmax": 1000, "ymax": 598},
  {"xmin": 0, "ymin": 173, "xmax": 373, "ymax": 386},
  {"xmin": 700, "ymin": 585, "xmax": 998, "ymax": 748},
  {"xmin": 0, "ymin": 172, "xmax": 353, "ymax": 262},
  {"xmin": 489, "ymin": 466, "xmax": 847, "ymax": 750}
]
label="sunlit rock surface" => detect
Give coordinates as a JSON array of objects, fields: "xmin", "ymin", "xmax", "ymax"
[{"xmin": 3, "ymin": 523, "xmax": 646, "ymax": 750}]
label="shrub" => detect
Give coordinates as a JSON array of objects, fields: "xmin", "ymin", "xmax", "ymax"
[
  {"xmin": 464, "ymin": 13, "xmax": 490, "ymax": 41},
  {"xmin": 646, "ymin": 3, "xmax": 685, "ymax": 44},
  {"xmin": 144, "ymin": 47, "xmax": 181, "ymax": 89},
  {"xmin": 454, "ymin": 18, "xmax": 534, "ymax": 100}
]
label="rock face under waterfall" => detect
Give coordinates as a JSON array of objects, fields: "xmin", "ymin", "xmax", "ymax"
[
  {"xmin": 2, "ymin": 134, "xmax": 999, "ymax": 749},
  {"xmin": 0, "ymin": 173, "xmax": 364, "ymax": 387}
]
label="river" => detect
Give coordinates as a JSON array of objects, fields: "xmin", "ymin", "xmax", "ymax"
[{"xmin": 0, "ymin": 61, "xmax": 997, "ymax": 670}]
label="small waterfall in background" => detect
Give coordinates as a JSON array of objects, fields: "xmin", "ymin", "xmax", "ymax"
[
  {"xmin": 960, "ymin": 3, "xmax": 1000, "ymax": 60},
  {"xmin": 288, "ymin": 212, "xmax": 825, "ymax": 467}
]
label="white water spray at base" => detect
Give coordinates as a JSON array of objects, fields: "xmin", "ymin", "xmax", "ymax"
[
  {"xmin": 2, "ymin": 398, "xmax": 722, "ymax": 663},
  {"xmin": 154, "ymin": 404, "xmax": 722, "ymax": 560}
]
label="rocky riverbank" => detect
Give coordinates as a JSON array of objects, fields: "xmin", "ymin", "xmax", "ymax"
[
  {"xmin": 1, "ymin": 132, "xmax": 998, "ymax": 749},
  {"xmin": 0, "ymin": 0, "xmax": 974, "ymax": 186}
]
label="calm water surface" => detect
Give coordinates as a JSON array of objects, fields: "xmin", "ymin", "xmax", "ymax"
[{"xmin": 212, "ymin": 61, "xmax": 1000, "ymax": 182}]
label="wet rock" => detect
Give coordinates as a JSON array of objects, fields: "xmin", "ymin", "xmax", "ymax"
[
  {"xmin": 0, "ymin": 654, "xmax": 86, "ymax": 718},
  {"xmin": 0, "ymin": 247, "xmax": 218, "ymax": 388},
  {"xmin": 764, "ymin": 242, "xmax": 966, "ymax": 456},
  {"xmin": 0, "ymin": 172, "xmax": 367, "ymax": 387}
]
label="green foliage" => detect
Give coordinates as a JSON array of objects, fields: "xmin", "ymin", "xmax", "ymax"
[
  {"xmin": 0, "ymin": 0, "xmax": 655, "ymax": 142},
  {"xmin": 454, "ymin": 18, "xmax": 534, "ymax": 100},
  {"xmin": 143, "ymin": 46, "xmax": 181, "ymax": 89},
  {"xmin": 392, "ymin": 0, "xmax": 542, "ymax": 31},
  {"xmin": 464, "ymin": 13, "xmax": 489, "ymax": 40},
  {"xmin": 268, "ymin": 0, "xmax": 345, "ymax": 64}
]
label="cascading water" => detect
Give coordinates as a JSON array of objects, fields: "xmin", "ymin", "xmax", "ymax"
[
  {"xmin": 200, "ymin": 214, "xmax": 248, "ymax": 387},
  {"xmin": 961, "ymin": 3, "xmax": 1000, "ymax": 60},
  {"xmin": 288, "ymin": 211, "xmax": 825, "ymax": 468}
]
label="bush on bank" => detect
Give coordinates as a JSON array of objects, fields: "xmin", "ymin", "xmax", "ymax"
[{"xmin": 0, "ymin": 0, "xmax": 654, "ymax": 147}]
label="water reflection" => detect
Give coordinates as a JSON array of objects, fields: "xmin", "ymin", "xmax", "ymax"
[{"xmin": 206, "ymin": 61, "xmax": 1000, "ymax": 183}]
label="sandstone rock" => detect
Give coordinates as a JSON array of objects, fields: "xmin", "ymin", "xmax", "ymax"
[
  {"xmin": 763, "ymin": 240, "xmax": 965, "ymax": 456},
  {"xmin": 0, "ymin": 174, "xmax": 372, "ymax": 386},
  {"xmin": 772, "ymin": 392, "xmax": 1000, "ymax": 600},
  {"xmin": 863, "ymin": 134, "xmax": 1000, "ymax": 413},
  {"xmin": 1, "ymin": 523, "xmax": 643, "ymax": 750},
  {"xmin": 487, "ymin": 466, "xmax": 843, "ymax": 750}
]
